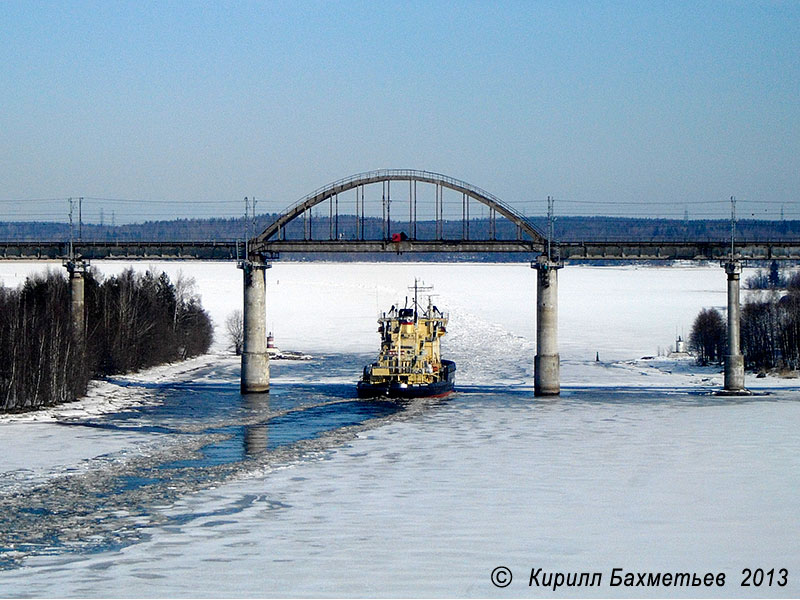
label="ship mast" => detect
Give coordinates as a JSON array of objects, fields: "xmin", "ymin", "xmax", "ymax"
[{"xmin": 409, "ymin": 278, "xmax": 433, "ymax": 322}]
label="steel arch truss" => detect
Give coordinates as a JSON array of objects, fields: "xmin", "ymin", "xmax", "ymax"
[{"xmin": 251, "ymin": 169, "xmax": 546, "ymax": 253}]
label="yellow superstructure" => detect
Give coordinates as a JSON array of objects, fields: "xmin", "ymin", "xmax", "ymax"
[{"xmin": 367, "ymin": 298, "xmax": 448, "ymax": 386}]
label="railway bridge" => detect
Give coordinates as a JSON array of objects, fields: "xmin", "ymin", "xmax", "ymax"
[{"xmin": 6, "ymin": 169, "xmax": 800, "ymax": 397}]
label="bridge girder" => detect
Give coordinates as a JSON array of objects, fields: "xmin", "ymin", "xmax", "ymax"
[
  {"xmin": 250, "ymin": 169, "xmax": 547, "ymax": 250},
  {"xmin": 4, "ymin": 240, "xmax": 800, "ymax": 261}
]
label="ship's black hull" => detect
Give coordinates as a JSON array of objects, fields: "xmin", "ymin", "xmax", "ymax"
[{"xmin": 357, "ymin": 360, "xmax": 456, "ymax": 399}]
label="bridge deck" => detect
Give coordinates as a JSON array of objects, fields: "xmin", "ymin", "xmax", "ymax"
[
  {"xmin": 2, "ymin": 239, "xmax": 800, "ymax": 260},
  {"xmin": 0, "ymin": 240, "xmax": 242, "ymax": 260},
  {"xmin": 256, "ymin": 239, "xmax": 800, "ymax": 260}
]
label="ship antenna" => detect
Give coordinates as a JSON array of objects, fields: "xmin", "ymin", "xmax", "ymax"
[
  {"xmin": 409, "ymin": 278, "xmax": 434, "ymax": 322},
  {"xmin": 414, "ymin": 279, "xmax": 418, "ymax": 321}
]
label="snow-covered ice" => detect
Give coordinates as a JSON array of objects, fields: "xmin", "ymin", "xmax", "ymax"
[{"xmin": 0, "ymin": 260, "xmax": 798, "ymax": 597}]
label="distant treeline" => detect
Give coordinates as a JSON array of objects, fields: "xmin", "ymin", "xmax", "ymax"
[
  {"xmin": 3, "ymin": 215, "xmax": 800, "ymax": 244},
  {"xmin": 0, "ymin": 269, "xmax": 213, "ymax": 413},
  {"xmin": 690, "ymin": 270, "xmax": 800, "ymax": 372}
]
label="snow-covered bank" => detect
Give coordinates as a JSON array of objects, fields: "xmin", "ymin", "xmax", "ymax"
[{"xmin": 0, "ymin": 353, "xmax": 227, "ymax": 425}]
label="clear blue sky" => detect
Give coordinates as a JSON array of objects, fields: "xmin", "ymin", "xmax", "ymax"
[{"xmin": 1, "ymin": 1, "xmax": 798, "ymax": 223}]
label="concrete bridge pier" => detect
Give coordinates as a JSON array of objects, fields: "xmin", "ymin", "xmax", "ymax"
[
  {"xmin": 64, "ymin": 259, "xmax": 88, "ymax": 340},
  {"xmin": 533, "ymin": 257, "xmax": 563, "ymax": 396},
  {"xmin": 239, "ymin": 259, "xmax": 271, "ymax": 393},
  {"xmin": 723, "ymin": 260, "xmax": 746, "ymax": 393}
]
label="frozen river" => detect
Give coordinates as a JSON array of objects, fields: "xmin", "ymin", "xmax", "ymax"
[{"xmin": 0, "ymin": 262, "xmax": 798, "ymax": 597}]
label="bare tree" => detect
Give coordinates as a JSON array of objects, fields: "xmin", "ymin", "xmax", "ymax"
[
  {"xmin": 173, "ymin": 270, "xmax": 198, "ymax": 327},
  {"xmin": 226, "ymin": 309, "xmax": 244, "ymax": 355},
  {"xmin": 2, "ymin": 268, "xmax": 214, "ymax": 413},
  {"xmin": 689, "ymin": 308, "xmax": 726, "ymax": 365}
]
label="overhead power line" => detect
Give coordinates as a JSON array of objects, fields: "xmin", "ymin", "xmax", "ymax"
[
  {"xmin": 0, "ymin": 198, "xmax": 70, "ymax": 204},
  {"xmin": 0, "ymin": 196, "xmax": 250, "ymax": 205},
  {"xmin": 83, "ymin": 196, "xmax": 245, "ymax": 205}
]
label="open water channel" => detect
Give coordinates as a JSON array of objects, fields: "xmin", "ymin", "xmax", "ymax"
[{"xmin": 0, "ymin": 354, "xmax": 400, "ymax": 567}]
